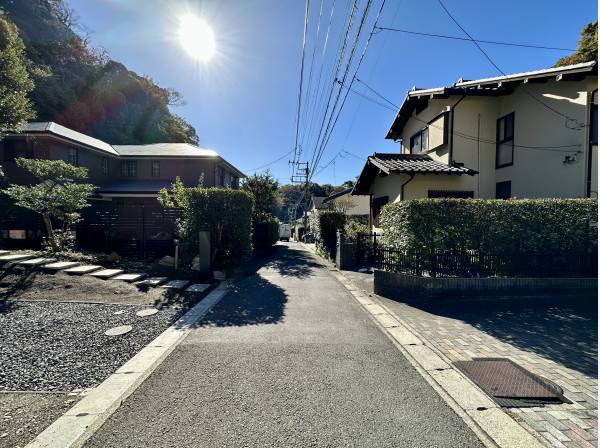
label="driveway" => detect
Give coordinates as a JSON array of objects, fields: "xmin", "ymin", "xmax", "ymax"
[{"xmin": 84, "ymin": 243, "xmax": 483, "ymax": 447}]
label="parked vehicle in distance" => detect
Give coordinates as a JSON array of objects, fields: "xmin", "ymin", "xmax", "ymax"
[{"xmin": 279, "ymin": 223, "xmax": 291, "ymax": 241}]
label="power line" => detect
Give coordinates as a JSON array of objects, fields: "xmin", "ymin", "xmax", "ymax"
[
  {"xmin": 293, "ymin": 0, "xmax": 311, "ymax": 169},
  {"xmin": 245, "ymin": 149, "xmax": 294, "ymax": 172},
  {"xmin": 435, "ymin": 0, "xmax": 585, "ymax": 130},
  {"xmin": 310, "ymin": 0, "xmax": 384, "ymax": 180},
  {"xmin": 374, "ymin": 26, "xmax": 577, "ymax": 52}
]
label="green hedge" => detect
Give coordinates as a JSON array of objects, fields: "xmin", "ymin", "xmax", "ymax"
[
  {"xmin": 253, "ymin": 215, "xmax": 280, "ymax": 253},
  {"xmin": 159, "ymin": 180, "xmax": 254, "ymax": 269},
  {"xmin": 380, "ymin": 198, "xmax": 597, "ymax": 255},
  {"xmin": 310, "ymin": 210, "xmax": 346, "ymax": 258}
]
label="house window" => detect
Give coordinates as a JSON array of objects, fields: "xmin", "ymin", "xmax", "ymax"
[
  {"xmin": 428, "ymin": 190, "xmax": 474, "ymax": 199},
  {"xmin": 496, "ymin": 112, "xmax": 514, "ymax": 168},
  {"xmin": 151, "ymin": 160, "xmax": 160, "ymax": 177},
  {"xmin": 68, "ymin": 148, "xmax": 79, "ymax": 166},
  {"xmin": 121, "ymin": 160, "xmax": 137, "ymax": 177},
  {"xmin": 496, "ymin": 181, "xmax": 511, "ymax": 199},
  {"xmin": 102, "ymin": 157, "xmax": 109, "ymax": 175},
  {"xmin": 410, "ymin": 128, "xmax": 429, "ymax": 154},
  {"xmin": 216, "ymin": 166, "xmax": 225, "ymax": 186}
]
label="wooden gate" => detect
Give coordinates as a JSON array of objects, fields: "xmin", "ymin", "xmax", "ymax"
[{"xmin": 77, "ymin": 198, "xmax": 181, "ymax": 259}]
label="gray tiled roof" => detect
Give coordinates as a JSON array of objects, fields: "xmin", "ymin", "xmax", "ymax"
[
  {"xmin": 113, "ymin": 143, "xmax": 218, "ymax": 157},
  {"xmin": 369, "ymin": 153, "xmax": 476, "ymax": 174}
]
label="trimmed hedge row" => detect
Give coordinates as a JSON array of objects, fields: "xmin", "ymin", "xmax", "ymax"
[
  {"xmin": 380, "ymin": 198, "xmax": 597, "ymax": 255},
  {"xmin": 310, "ymin": 209, "xmax": 346, "ymax": 258},
  {"xmin": 159, "ymin": 180, "xmax": 254, "ymax": 269},
  {"xmin": 253, "ymin": 215, "xmax": 280, "ymax": 253}
]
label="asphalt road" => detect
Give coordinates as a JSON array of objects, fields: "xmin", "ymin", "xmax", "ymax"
[{"xmin": 85, "ymin": 243, "xmax": 483, "ymax": 447}]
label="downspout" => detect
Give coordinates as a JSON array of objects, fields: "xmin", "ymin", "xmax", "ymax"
[
  {"xmin": 449, "ymin": 94, "xmax": 467, "ymax": 164},
  {"xmin": 400, "ymin": 174, "xmax": 415, "ymax": 201}
]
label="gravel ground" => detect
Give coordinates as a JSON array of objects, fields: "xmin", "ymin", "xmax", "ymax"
[
  {"xmin": 0, "ymin": 301, "xmax": 182, "ymax": 391},
  {"xmin": 0, "ymin": 392, "xmax": 81, "ymax": 448}
]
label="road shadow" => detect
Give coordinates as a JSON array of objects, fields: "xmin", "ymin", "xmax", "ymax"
[
  {"xmin": 259, "ymin": 244, "xmax": 323, "ymax": 279},
  {"xmin": 197, "ymin": 274, "xmax": 287, "ymax": 327},
  {"xmin": 413, "ymin": 298, "xmax": 598, "ymax": 377},
  {"xmin": 193, "ymin": 246, "xmax": 302, "ymax": 327}
]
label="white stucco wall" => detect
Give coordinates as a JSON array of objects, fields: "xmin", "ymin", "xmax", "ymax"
[{"xmin": 394, "ymin": 76, "xmax": 597, "ymax": 199}]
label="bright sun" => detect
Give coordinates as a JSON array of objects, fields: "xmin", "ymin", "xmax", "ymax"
[{"xmin": 178, "ymin": 14, "xmax": 216, "ymax": 62}]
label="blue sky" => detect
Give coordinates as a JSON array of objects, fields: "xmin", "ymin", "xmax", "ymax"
[{"xmin": 67, "ymin": 0, "xmax": 596, "ymax": 185}]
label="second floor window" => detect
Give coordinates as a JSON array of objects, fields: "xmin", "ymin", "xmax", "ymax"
[
  {"xmin": 121, "ymin": 160, "xmax": 137, "ymax": 177},
  {"xmin": 68, "ymin": 148, "xmax": 79, "ymax": 166},
  {"xmin": 151, "ymin": 160, "xmax": 160, "ymax": 177},
  {"xmin": 102, "ymin": 157, "xmax": 109, "ymax": 175},
  {"xmin": 496, "ymin": 112, "xmax": 514, "ymax": 168},
  {"xmin": 410, "ymin": 128, "xmax": 429, "ymax": 154}
]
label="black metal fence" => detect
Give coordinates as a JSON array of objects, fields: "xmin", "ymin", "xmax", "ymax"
[
  {"xmin": 355, "ymin": 232, "xmax": 378, "ymax": 264},
  {"xmin": 376, "ymin": 248, "xmax": 598, "ymax": 278}
]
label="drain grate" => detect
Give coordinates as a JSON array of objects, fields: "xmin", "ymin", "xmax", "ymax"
[{"xmin": 454, "ymin": 358, "xmax": 570, "ymax": 407}]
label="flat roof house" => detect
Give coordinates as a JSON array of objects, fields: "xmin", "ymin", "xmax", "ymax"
[
  {"xmin": 353, "ymin": 62, "xmax": 598, "ymax": 229},
  {"xmin": 0, "ymin": 122, "xmax": 245, "ymax": 257}
]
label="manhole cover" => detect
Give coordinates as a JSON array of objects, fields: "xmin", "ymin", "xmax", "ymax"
[
  {"xmin": 454, "ymin": 358, "xmax": 570, "ymax": 407},
  {"xmin": 105, "ymin": 325, "xmax": 132, "ymax": 336},
  {"xmin": 136, "ymin": 308, "xmax": 158, "ymax": 317}
]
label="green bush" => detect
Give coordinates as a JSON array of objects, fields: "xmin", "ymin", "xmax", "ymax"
[
  {"xmin": 344, "ymin": 219, "xmax": 370, "ymax": 242},
  {"xmin": 310, "ymin": 210, "xmax": 346, "ymax": 258},
  {"xmin": 159, "ymin": 179, "xmax": 254, "ymax": 269},
  {"xmin": 380, "ymin": 198, "xmax": 598, "ymax": 255},
  {"xmin": 253, "ymin": 215, "xmax": 280, "ymax": 253}
]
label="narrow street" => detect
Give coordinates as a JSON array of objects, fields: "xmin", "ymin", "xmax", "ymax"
[{"xmin": 85, "ymin": 243, "xmax": 483, "ymax": 447}]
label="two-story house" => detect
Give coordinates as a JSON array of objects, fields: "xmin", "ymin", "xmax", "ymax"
[
  {"xmin": 0, "ymin": 122, "xmax": 245, "ymax": 256},
  {"xmin": 352, "ymin": 61, "xmax": 598, "ymax": 229}
]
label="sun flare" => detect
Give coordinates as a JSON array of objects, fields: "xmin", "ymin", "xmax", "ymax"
[{"xmin": 178, "ymin": 14, "xmax": 216, "ymax": 62}]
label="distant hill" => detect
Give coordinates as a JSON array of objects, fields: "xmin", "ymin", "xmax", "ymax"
[{"xmin": 0, "ymin": 0, "xmax": 198, "ymax": 145}]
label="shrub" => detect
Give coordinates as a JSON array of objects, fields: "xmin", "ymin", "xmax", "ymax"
[
  {"xmin": 253, "ymin": 214, "xmax": 280, "ymax": 253},
  {"xmin": 310, "ymin": 210, "xmax": 346, "ymax": 258},
  {"xmin": 380, "ymin": 198, "xmax": 597, "ymax": 255},
  {"xmin": 159, "ymin": 178, "xmax": 254, "ymax": 269},
  {"xmin": 344, "ymin": 219, "xmax": 370, "ymax": 242},
  {"xmin": 3, "ymin": 158, "xmax": 95, "ymax": 252}
]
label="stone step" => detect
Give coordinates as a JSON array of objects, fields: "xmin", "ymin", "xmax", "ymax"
[
  {"xmin": 112, "ymin": 273, "xmax": 147, "ymax": 283},
  {"xmin": 18, "ymin": 257, "xmax": 56, "ymax": 267},
  {"xmin": 160, "ymin": 280, "xmax": 190, "ymax": 290},
  {"xmin": 185, "ymin": 283, "xmax": 211, "ymax": 293},
  {"xmin": 42, "ymin": 261, "xmax": 81, "ymax": 271},
  {"xmin": 87, "ymin": 268, "xmax": 124, "ymax": 279},
  {"xmin": 0, "ymin": 254, "xmax": 37, "ymax": 265},
  {"xmin": 64, "ymin": 265, "xmax": 103, "ymax": 275},
  {"xmin": 135, "ymin": 277, "xmax": 167, "ymax": 287}
]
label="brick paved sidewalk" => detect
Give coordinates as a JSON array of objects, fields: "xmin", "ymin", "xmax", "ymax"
[
  {"xmin": 340, "ymin": 269, "xmax": 597, "ymax": 448},
  {"xmin": 377, "ymin": 296, "xmax": 597, "ymax": 448}
]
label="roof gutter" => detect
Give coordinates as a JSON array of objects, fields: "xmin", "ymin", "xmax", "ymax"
[
  {"xmin": 449, "ymin": 95, "xmax": 467, "ymax": 164},
  {"xmin": 400, "ymin": 174, "xmax": 415, "ymax": 201}
]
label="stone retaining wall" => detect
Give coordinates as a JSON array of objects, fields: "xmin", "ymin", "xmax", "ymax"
[{"xmin": 374, "ymin": 270, "xmax": 598, "ymax": 301}]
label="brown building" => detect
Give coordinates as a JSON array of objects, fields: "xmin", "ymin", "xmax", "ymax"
[{"xmin": 0, "ymin": 122, "xmax": 245, "ymax": 257}]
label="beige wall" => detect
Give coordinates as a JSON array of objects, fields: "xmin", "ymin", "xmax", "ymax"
[
  {"xmin": 329, "ymin": 192, "xmax": 370, "ymax": 215},
  {"xmin": 395, "ymin": 76, "xmax": 598, "ymax": 199}
]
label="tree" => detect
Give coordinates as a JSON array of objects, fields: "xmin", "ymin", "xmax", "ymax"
[
  {"xmin": 555, "ymin": 22, "xmax": 597, "ymax": 67},
  {"xmin": 0, "ymin": 13, "xmax": 37, "ymax": 141},
  {"xmin": 3, "ymin": 158, "xmax": 95, "ymax": 252},
  {"xmin": 241, "ymin": 171, "xmax": 281, "ymax": 218}
]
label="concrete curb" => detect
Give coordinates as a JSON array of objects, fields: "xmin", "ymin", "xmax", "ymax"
[
  {"xmin": 298, "ymin": 244, "xmax": 545, "ymax": 448},
  {"xmin": 25, "ymin": 282, "xmax": 230, "ymax": 448}
]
